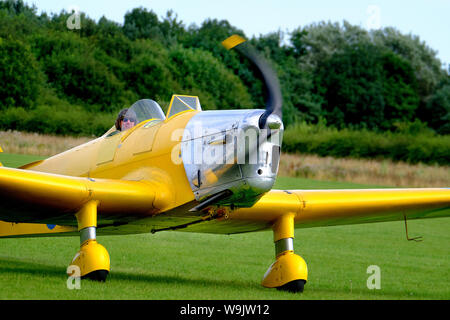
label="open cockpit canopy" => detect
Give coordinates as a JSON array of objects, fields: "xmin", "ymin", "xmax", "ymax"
[
  {"xmin": 104, "ymin": 95, "xmax": 202, "ymax": 136},
  {"xmin": 124, "ymin": 95, "xmax": 201, "ymax": 125},
  {"xmin": 125, "ymin": 99, "xmax": 166, "ymax": 125}
]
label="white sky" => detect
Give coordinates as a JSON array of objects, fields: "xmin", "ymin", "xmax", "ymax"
[{"xmin": 31, "ymin": 0, "xmax": 450, "ymax": 67}]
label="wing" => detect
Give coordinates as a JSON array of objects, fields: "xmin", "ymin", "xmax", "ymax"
[
  {"xmin": 227, "ymin": 188, "xmax": 450, "ymax": 228},
  {"xmin": 132, "ymin": 188, "xmax": 450, "ymax": 235},
  {"xmin": 2, "ymin": 164, "xmax": 449, "ymax": 236},
  {"xmin": 0, "ymin": 166, "xmax": 173, "ymax": 237}
]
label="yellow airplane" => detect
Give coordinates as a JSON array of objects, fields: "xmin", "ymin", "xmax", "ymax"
[{"xmin": 0, "ymin": 35, "xmax": 449, "ymax": 292}]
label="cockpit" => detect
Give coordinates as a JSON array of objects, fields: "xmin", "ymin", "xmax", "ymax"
[
  {"xmin": 130, "ymin": 94, "xmax": 201, "ymax": 125},
  {"xmin": 107, "ymin": 95, "xmax": 202, "ymax": 136},
  {"xmin": 125, "ymin": 95, "xmax": 201, "ymax": 127},
  {"xmin": 124, "ymin": 99, "xmax": 166, "ymax": 125}
]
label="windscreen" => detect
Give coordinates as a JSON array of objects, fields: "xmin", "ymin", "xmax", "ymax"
[{"xmin": 126, "ymin": 99, "xmax": 166, "ymax": 124}]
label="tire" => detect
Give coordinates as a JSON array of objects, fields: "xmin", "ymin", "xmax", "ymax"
[
  {"xmin": 276, "ymin": 279, "xmax": 306, "ymax": 293},
  {"xmin": 82, "ymin": 270, "xmax": 109, "ymax": 282}
]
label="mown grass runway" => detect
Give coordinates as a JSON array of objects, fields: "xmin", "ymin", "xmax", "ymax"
[{"xmin": 0, "ymin": 153, "xmax": 448, "ymax": 299}]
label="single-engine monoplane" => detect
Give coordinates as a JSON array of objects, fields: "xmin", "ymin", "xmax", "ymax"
[{"xmin": 1, "ymin": 35, "xmax": 449, "ymax": 292}]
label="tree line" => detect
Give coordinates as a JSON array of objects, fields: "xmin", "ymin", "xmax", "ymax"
[{"xmin": 0, "ymin": 0, "xmax": 448, "ymax": 137}]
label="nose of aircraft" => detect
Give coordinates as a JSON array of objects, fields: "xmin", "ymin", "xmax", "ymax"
[
  {"xmin": 265, "ymin": 114, "xmax": 283, "ymax": 130},
  {"xmin": 180, "ymin": 108, "xmax": 283, "ymax": 207}
]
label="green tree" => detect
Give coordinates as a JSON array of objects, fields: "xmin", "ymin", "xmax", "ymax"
[
  {"xmin": 123, "ymin": 7, "xmax": 162, "ymax": 41},
  {"xmin": 94, "ymin": 27, "xmax": 134, "ymax": 62},
  {"xmin": 0, "ymin": 1, "xmax": 44, "ymax": 41},
  {"xmin": 380, "ymin": 51, "xmax": 419, "ymax": 127},
  {"xmin": 0, "ymin": 0, "xmax": 36, "ymax": 17},
  {"xmin": 316, "ymin": 42, "xmax": 384, "ymax": 130},
  {"xmin": 0, "ymin": 37, "xmax": 43, "ymax": 108},
  {"xmin": 280, "ymin": 57, "xmax": 323, "ymax": 125},
  {"xmin": 158, "ymin": 10, "xmax": 185, "ymax": 46},
  {"xmin": 373, "ymin": 27, "xmax": 446, "ymax": 101},
  {"xmin": 316, "ymin": 42, "xmax": 420, "ymax": 131},
  {"xmin": 168, "ymin": 46, "xmax": 254, "ymax": 110},
  {"xmin": 252, "ymin": 31, "xmax": 323, "ymax": 125},
  {"xmin": 290, "ymin": 21, "xmax": 371, "ymax": 72},
  {"xmin": 32, "ymin": 32, "xmax": 128, "ymax": 110},
  {"xmin": 125, "ymin": 39, "xmax": 180, "ymax": 101},
  {"xmin": 180, "ymin": 19, "xmax": 264, "ymax": 106},
  {"xmin": 422, "ymin": 82, "xmax": 450, "ymax": 134}
]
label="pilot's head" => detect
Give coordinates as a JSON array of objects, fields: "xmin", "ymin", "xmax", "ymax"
[{"xmin": 115, "ymin": 108, "xmax": 137, "ymax": 131}]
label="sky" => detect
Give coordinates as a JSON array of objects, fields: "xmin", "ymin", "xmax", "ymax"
[{"xmin": 30, "ymin": 0, "xmax": 450, "ymax": 67}]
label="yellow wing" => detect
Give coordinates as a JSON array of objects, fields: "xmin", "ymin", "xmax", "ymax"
[
  {"xmin": 226, "ymin": 188, "xmax": 450, "ymax": 228},
  {"xmin": 0, "ymin": 166, "xmax": 173, "ymax": 237},
  {"xmin": 1, "ymin": 164, "xmax": 449, "ymax": 236},
  {"xmin": 130, "ymin": 188, "xmax": 450, "ymax": 235}
]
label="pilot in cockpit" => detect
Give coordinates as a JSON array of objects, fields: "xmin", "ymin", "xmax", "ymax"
[{"xmin": 115, "ymin": 108, "xmax": 137, "ymax": 131}]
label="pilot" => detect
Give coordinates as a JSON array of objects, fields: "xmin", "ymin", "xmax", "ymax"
[{"xmin": 115, "ymin": 108, "xmax": 137, "ymax": 131}]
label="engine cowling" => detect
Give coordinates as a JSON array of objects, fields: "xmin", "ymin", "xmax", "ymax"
[{"xmin": 181, "ymin": 109, "xmax": 283, "ymax": 207}]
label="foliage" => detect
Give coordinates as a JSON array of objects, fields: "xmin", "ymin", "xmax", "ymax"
[
  {"xmin": 315, "ymin": 42, "xmax": 420, "ymax": 131},
  {"xmin": 0, "ymin": 37, "xmax": 43, "ymax": 109},
  {"xmin": 421, "ymin": 82, "xmax": 450, "ymax": 135},
  {"xmin": 290, "ymin": 21, "xmax": 447, "ymax": 131},
  {"xmin": 283, "ymin": 122, "xmax": 450, "ymax": 165},
  {"xmin": 0, "ymin": 1, "xmax": 448, "ymax": 164},
  {"xmin": 0, "ymin": 105, "xmax": 114, "ymax": 136},
  {"xmin": 123, "ymin": 7, "xmax": 162, "ymax": 41},
  {"xmin": 168, "ymin": 45, "xmax": 255, "ymax": 110},
  {"xmin": 123, "ymin": 39, "xmax": 178, "ymax": 102}
]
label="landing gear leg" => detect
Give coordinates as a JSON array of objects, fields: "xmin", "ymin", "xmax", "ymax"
[
  {"xmin": 262, "ymin": 213, "xmax": 307, "ymax": 293},
  {"xmin": 68, "ymin": 200, "xmax": 110, "ymax": 281}
]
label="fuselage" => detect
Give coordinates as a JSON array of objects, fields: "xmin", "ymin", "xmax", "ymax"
[
  {"xmin": 25, "ymin": 106, "xmax": 283, "ymax": 218},
  {"xmin": 26, "ymin": 109, "xmax": 199, "ymax": 213}
]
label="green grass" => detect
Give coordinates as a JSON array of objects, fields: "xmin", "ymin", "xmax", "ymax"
[
  {"xmin": 0, "ymin": 153, "xmax": 449, "ymax": 299},
  {"xmin": 0, "ymin": 153, "xmax": 46, "ymax": 168}
]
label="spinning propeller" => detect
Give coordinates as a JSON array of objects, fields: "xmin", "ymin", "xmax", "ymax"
[{"xmin": 222, "ymin": 35, "xmax": 282, "ymax": 129}]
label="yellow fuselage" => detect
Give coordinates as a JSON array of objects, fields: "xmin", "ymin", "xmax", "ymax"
[{"xmin": 27, "ymin": 111, "xmax": 199, "ymax": 214}]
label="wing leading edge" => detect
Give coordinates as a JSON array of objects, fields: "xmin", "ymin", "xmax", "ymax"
[
  {"xmin": 0, "ymin": 166, "xmax": 173, "ymax": 234},
  {"xmin": 226, "ymin": 188, "xmax": 450, "ymax": 229}
]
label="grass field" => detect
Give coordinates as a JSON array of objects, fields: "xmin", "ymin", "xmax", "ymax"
[{"xmin": 0, "ymin": 153, "xmax": 449, "ymax": 300}]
